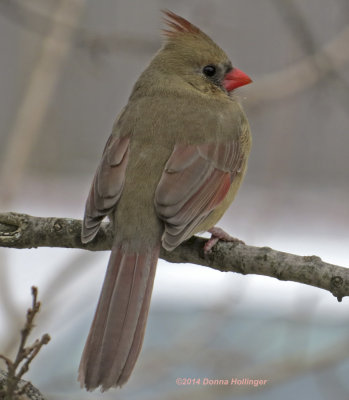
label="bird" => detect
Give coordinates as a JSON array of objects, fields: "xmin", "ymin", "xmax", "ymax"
[{"xmin": 78, "ymin": 10, "xmax": 252, "ymax": 391}]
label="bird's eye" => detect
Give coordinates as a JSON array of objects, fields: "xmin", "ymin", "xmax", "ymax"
[{"xmin": 203, "ymin": 65, "xmax": 216, "ymax": 77}]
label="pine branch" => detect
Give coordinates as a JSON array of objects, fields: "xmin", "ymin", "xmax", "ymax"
[{"xmin": 0, "ymin": 212, "xmax": 348, "ymax": 301}]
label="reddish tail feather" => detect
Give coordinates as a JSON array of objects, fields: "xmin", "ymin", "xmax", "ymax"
[{"xmin": 78, "ymin": 243, "xmax": 159, "ymax": 390}]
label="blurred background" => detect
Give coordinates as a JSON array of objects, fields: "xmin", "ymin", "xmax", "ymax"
[{"xmin": 0, "ymin": 0, "xmax": 348, "ymax": 399}]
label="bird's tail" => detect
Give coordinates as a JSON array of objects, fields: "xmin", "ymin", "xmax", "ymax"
[{"xmin": 78, "ymin": 243, "xmax": 159, "ymax": 391}]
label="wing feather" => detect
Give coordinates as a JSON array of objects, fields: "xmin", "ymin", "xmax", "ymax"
[
  {"xmin": 155, "ymin": 141, "xmax": 244, "ymax": 251},
  {"xmin": 82, "ymin": 135, "xmax": 130, "ymax": 243}
]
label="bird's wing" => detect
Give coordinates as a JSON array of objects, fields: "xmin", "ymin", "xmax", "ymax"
[
  {"xmin": 155, "ymin": 140, "xmax": 244, "ymax": 250},
  {"xmin": 82, "ymin": 134, "xmax": 130, "ymax": 243}
]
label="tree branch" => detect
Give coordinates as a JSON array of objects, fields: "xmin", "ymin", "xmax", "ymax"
[{"xmin": 0, "ymin": 212, "xmax": 347, "ymax": 302}]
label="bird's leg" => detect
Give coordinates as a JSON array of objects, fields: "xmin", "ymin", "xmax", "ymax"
[{"xmin": 204, "ymin": 227, "xmax": 245, "ymax": 253}]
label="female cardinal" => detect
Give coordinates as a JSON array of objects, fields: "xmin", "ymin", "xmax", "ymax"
[{"xmin": 79, "ymin": 10, "xmax": 252, "ymax": 391}]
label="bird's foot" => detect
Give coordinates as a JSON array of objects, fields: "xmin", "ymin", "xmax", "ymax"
[{"xmin": 204, "ymin": 227, "xmax": 245, "ymax": 253}]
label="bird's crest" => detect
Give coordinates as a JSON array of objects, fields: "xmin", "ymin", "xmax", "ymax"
[{"xmin": 162, "ymin": 10, "xmax": 202, "ymax": 37}]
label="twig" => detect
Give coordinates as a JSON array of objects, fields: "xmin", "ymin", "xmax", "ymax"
[
  {"xmin": 0, "ymin": 212, "xmax": 348, "ymax": 302},
  {"xmin": 0, "ymin": 0, "xmax": 158, "ymax": 57},
  {"xmin": 0, "ymin": 287, "xmax": 50, "ymax": 400},
  {"xmin": 0, "ymin": 0, "xmax": 86, "ymax": 203},
  {"xmin": 247, "ymin": 23, "xmax": 349, "ymax": 106}
]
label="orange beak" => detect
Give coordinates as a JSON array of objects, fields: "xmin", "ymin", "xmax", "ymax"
[{"xmin": 223, "ymin": 68, "xmax": 252, "ymax": 92}]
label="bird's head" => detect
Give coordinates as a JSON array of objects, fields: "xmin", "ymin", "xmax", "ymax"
[{"xmin": 155, "ymin": 10, "xmax": 252, "ymax": 95}]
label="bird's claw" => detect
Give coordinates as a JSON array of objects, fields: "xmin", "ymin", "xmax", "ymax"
[{"xmin": 204, "ymin": 227, "xmax": 244, "ymax": 253}]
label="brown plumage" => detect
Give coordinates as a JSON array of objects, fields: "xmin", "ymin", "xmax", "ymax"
[{"xmin": 79, "ymin": 10, "xmax": 252, "ymax": 391}]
